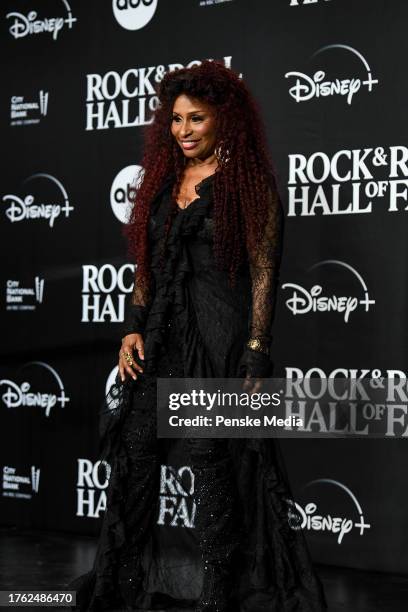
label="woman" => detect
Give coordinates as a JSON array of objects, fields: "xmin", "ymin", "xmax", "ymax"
[{"xmin": 69, "ymin": 60, "xmax": 327, "ymax": 611}]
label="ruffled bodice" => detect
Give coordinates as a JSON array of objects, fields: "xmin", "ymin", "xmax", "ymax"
[{"xmin": 131, "ymin": 174, "xmax": 253, "ymax": 380}]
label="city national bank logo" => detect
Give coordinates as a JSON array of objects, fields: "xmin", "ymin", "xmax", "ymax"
[
  {"xmin": 81, "ymin": 263, "xmax": 135, "ymax": 322},
  {"xmin": 6, "ymin": 2, "xmax": 77, "ymax": 40},
  {"xmin": 157, "ymin": 464, "xmax": 196, "ymax": 528},
  {"xmin": 0, "ymin": 362, "xmax": 70, "ymax": 418},
  {"xmin": 2, "ymin": 465, "xmax": 40, "ymax": 500},
  {"xmin": 113, "ymin": 0, "xmax": 158, "ymax": 31},
  {"xmin": 76, "ymin": 459, "xmax": 111, "ymax": 518},
  {"xmin": 3, "ymin": 174, "xmax": 74, "ymax": 227},
  {"xmin": 10, "ymin": 91, "xmax": 49, "ymax": 127},
  {"xmin": 282, "ymin": 260, "xmax": 374, "ymax": 322},
  {"xmin": 289, "ymin": 479, "xmax": 371, "ymax": 544},
  {"xmin": 110, "ymin": 165, "xmax": 144, "ymax": 223},
  {"xmin": 6, "ymin": 277, "xmax": 44, "ymax": 311},
  {"xmin": 285, "ymin": 44, "xmax": 378, "ymax": 105},
  {"xmin": 85, "ymin": 55, "xmax": 233, "ymax": 131}
]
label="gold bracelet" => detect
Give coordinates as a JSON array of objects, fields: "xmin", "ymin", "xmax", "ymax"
[{"xmin": 246, "ymin": 337, "xmax": 270, "ymax": 354}]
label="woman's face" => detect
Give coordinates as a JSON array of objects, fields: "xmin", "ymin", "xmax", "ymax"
[{"xmin": 171, "ymin": 94, "xmax": 217, "ymax": 162}]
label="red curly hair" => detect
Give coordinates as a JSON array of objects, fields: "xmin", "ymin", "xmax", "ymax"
[{"xmin": 124, "ymin": 59, "xmax": 280, "ymax": 292}]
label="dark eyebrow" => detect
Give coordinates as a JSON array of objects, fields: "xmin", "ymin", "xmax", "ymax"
[{"xmin": 172, "ymin": 110, "xmax": 206, "ymax": 116}]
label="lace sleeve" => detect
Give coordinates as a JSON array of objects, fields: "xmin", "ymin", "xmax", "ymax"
[
  {"xmin": 238, "ymin": 187, "xmax": 283, "ymax": 378},
  {"xmin": 122, "ymin": 267, "xmax": 153, "ymax": 339},
  {"xmin": 248, "ymin": 187, "xmax": 282, "ymax": 341}
]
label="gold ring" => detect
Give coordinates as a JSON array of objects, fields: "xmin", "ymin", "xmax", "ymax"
[{"xmin": 121, "ymin": 351, "xmax": 133, "ymax": 365}]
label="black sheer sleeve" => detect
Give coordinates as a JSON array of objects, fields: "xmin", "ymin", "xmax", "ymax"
[
  {"xmin": 248, "ymin": 186, "xmax": 282, "ymax": 341},
  {"xmin": 238, "ymin": 187, "xmax": 283, "ymax": 378},
  {"xmin": 121, "ymin": 267, "xmax": 153, "ymax": 339},
  {"xmin": 122, "ymin": 206, "xmax": 156, "ymax": 339},
  {"xmin": 121, "ymin": 179, "xmax": 171, "ymax": 340}
]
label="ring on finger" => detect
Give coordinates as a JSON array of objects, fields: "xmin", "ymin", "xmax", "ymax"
[{"xmin": 121, "ymin": 351, "xmax": 133, "ymax": 365}]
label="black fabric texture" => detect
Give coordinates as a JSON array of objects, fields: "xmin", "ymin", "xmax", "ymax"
[
  {"xmin": 122, "ymin": 303, "xmax": 150, "ymax": 337},
  {"xmin": 67, "ymin": 174, "xmax": 327, "ymax": 611}
]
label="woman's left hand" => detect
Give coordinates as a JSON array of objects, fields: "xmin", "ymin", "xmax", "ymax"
[
  {"xmin": 242, "ymin": 375, "xmax": 264, "ymax": 394},
  {"xmin": 238, "ymin": 347, "xmax": 273, "ymax": 394}
]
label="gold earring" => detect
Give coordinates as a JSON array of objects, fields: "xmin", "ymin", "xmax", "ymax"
[
  {"xmin": 215, "ymin": 142, "xmax": 223, "ymax": 161},
  {"xmin": 215, "ymin": 142, "xmax": 229, "ymax": 165}
]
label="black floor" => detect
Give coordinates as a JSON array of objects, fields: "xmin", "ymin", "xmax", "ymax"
[{"xmin": 1, "ymin": 526, "xmax": 407, "ymax": 612}]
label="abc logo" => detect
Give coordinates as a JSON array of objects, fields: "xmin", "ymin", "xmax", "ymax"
[
  {"xmin": 112, "ymin": 0, "xmax": 158, "ymax": 31},
  {"xmin": 110, "ymin": 164, "xmax": 144, "ymax": 223}
]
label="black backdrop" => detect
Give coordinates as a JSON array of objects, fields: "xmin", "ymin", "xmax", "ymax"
[{"xmin": 1, "ymin": 0, "xmax": 408, "ymax": 576}]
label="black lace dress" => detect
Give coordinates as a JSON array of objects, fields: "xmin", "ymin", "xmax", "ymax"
[{"xmin": 68, "ymin": 174, "xmax": 327, "ymax": 611}]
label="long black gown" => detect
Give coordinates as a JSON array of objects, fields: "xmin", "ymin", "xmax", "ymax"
[{"xmin": 68, "ymin": 174, "xmax": 327, "ymax": 611}]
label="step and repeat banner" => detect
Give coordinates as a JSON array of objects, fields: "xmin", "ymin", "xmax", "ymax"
[{"xmin": 1, "ymin": 0, "xmax": 407, "ymax": 576}]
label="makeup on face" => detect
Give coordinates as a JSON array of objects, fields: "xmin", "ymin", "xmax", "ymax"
[{"xmin": 171, "ymin": 94, "xmax": 217, "ymax": 162}]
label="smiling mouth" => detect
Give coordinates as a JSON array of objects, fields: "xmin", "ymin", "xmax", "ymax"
[{"xmin": 180, "ymin": 140, "xmax": 200, "ymax": 150}]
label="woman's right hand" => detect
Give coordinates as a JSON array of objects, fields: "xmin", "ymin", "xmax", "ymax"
[{"xmin": 118, "ymin": 333, "xmax": 145, "ymax": 382}]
